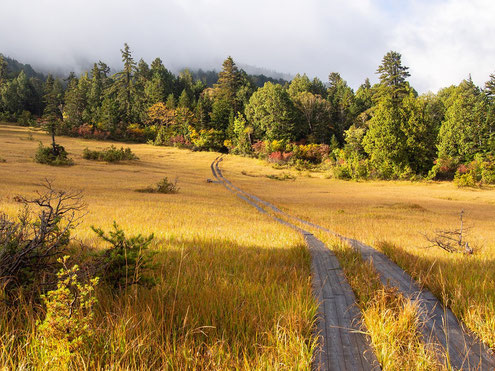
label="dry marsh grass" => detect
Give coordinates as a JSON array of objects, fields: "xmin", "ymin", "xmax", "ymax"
[
  {"xmin": 327, "ymin": 239, "xmax": 442, "ymax": 370},
  {"xmin": 0, "ymin": 124, "xmax": 317, "ymax": 369},
  {"xmin": 218, "ymin": 154, "xmax": 495, "ymax": 350}
]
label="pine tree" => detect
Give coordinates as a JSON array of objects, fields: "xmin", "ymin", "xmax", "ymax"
[
  {"xmin": 437, "ymin": 79, "xmax": 490, "ymax": 162},
  {"xmin": 165, "ymin": 93, "xmax": 176, "ymax": 109},
  {"xmin": 64, "ymin": 73, "xmax": 90, "ymax": 128},
  {"xmin": 0, "ymin": 56, "xmax": 7, "ymax": 85},
  {"xmin": 178, "ymin": 89, "xmax": 191, "ymax": 109},
  {"xmin": 376, "ymin": 51, "xmax": 411, "ymax": 100},
  {"xmin": 42, "ymin": 75, "xmax": 64, "ymax": 153},
  {"xmin": 214, "ymin": 57, "xmax": 242, "ymax": 113},
  {"xmin": 327, "ymin": 73, "xmax": 356, "ymax": 143},
  {"xmin": 485, "ymin": 73, "xmax": 495, "ymax": 102},
  {"xmin": 88, "ymin": 63, "xmax": 103, "ymax": 123},
  {"xmin": 288, "ymin": 74, "xmax": 312, "ymax": 99},
  {"xmin": 114, "ymin": 43, "xmax": 137, "ymax": 124}
]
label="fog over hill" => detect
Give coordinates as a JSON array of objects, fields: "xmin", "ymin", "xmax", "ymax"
[{"xmin": 1, "ymin": 0, "xmax": 494, "ymax": 92}]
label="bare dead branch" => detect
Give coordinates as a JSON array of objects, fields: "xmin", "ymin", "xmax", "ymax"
[
  {"xmin": 0, "ymin": 180, "xmax": 85, "ymax": 293},
  {"xmin": 423, "ymin": 210, "xmax": 474, "ymax": 254}
]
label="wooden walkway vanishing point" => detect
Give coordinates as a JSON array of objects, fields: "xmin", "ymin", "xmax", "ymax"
[
  {"xmin": 211, "ymin": 157, "xmax": 379, "ymax": 370},
  {"xmin": 210, "ymin": 157, "xmax": 495, "ymax": 370}
]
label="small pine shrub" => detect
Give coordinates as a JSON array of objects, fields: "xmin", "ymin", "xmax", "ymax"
[
  {"xmin": 82, "ymin": 145, "xmax": 138, "ymax": 162},
  {"xmin": 136, "ymin": 177, "xmax": 180, "ymax": 194},
  {"xmin": 35, "ymin": 143, "xmax": 74, "ymax": 166},
  {"xmin": 156, "ymin": 177, "xmax": 180, "ymax": 193},
  {"xmin": 34, "ymin": 256, "xmax": 98, "ymax": 370},
  {"xmin": 91, "ymin": 222, "xmax": 156, "ymax": 289}
]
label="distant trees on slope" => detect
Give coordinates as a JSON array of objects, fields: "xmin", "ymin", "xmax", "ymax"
[{"xmin": 1, "ymin": 46, "xmax": 495, "ymax": 182}]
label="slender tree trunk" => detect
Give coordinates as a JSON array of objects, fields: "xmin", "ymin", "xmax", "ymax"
[{"xmin": 51, "ymin": 122, "xmax": 58, "ymax": 155}]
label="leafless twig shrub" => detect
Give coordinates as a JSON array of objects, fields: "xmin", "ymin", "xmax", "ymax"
[
  {"xmin": 0, "ymin": 179, "xmax": 85, "ymax": 293},
  {"xmin": 423, "ymin": 210, "xmax": 473, "ymax": 254}
]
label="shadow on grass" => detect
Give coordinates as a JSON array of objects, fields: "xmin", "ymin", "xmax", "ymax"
[{"xmin": 91, "ymin": 237, "xmax": 317, "ymax": 368}]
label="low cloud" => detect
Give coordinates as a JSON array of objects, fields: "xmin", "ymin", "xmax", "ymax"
[{"xmin": 1, "ymin": 0, "xmax": 493, "ymax": 92}]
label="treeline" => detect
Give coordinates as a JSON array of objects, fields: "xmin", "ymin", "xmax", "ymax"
[{"xmin": 1, "ymin": 45, "xmax": 495, "ymax": 183}]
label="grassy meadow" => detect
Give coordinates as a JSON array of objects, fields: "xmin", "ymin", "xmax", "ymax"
[
  {"xmin": 0, "ymin": 124, "xmax": 317, "ymax": 369},
  {"xmin": 220, "ymin": 155, "xmax": 495, "ymax": 351},
  {"xmin": 1, "ymin": 123, "xmax": 495, "ymax": 369}
]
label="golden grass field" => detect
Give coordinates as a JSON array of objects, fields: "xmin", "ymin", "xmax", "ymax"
[
  {"xmin": 1, "ymin": 123, "xmax": 494, "ymax": 369},
  {"xmin": 0, "ymin": 124, "xmax": 316, "ymax": 369},
  {"xmin": 220, "ymin": 153, "xmax": 495, "ymax": 351}
]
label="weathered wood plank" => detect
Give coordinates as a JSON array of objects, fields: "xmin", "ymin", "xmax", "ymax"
[
  {"xmin": 212, "ymin": 157, "xmax": 495, "ymax": 370},
  {"xmin": 212, "ymin": 158, "xmax": 380, "ymax": 370}
]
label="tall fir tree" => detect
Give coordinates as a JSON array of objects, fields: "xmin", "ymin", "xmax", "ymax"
[
  {"xmin": 42, "ymin": 75, "xmax": 64, "ymax": 153},
  {"xmin": 214, "ymin": 57, "xmax": 243, "ymax": 113},
  {"xmin": 376, "ymin": 51, "xmax": 411, "ymax": 101},
  {"xmin": 114, "ymin": 43, "xmax": 137, "ymax": 124}
]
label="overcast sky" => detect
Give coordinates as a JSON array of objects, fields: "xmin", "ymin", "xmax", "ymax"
[{"xmin": 1, "ymin": 0, "xmax": 494, "ymax": 93}]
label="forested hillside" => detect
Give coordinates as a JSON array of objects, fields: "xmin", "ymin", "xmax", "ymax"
[{"xmin": 1, "ymin": 45, "xmax": 494, "ymax": 183}]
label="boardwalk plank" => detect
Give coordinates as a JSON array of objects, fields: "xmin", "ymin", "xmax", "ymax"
[
  {"xmin": 212, "ymin": 158, "xmax": 379, "ymax": 370},
  {"xmin": 212, "ymin": 157, "xmax": 495, "ymax": 370}
]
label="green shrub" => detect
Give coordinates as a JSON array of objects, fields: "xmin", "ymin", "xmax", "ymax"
[
  {"xmin": 82, "ymin": 145, "xmax": 138, "ymax": 162},
  {"xmin": 17, "ymin": 110, "xmax": 34, "ymax": 126},
  {"xmin": 136, "ymin": 177, "xmax": 180, "ymax": 194},
  {"xmin": 428, "ymin": 157, "xmax": 459, "ymax": 180},
  {"xmin": 266, "ymin": 172, "xmax": 296, "ymax": 181},
  {"xmin": 34, "ymin": 256, "xmax": 98, "ymax": 369},
  {"xmin": 91, "ymin": 222, "xmax": 156, "ymax": 289},
  {"xmin": 333, "ymin": 165, "xmax": 352, "ymax": 180},
  {"xmin": 454, "ymin": 171, "xmax": 477, "ymax": 188},
  {"xmin": 35, "ymin": 142, "xmax": 74, "ymax": 166}
]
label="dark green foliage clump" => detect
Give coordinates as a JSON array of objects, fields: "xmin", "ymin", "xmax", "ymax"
[
  {"xmin": 35, "ymin": 142, "xmax": 74, "ymax": 166},
  {"xmin": 136, "ymin": 177, "xmax": 179, "ymax": 194},
  {"xmin": 91, "ymin": 222, "xmax": 156, "ymax": 289},
  {"xmin": 82, "ymin": 145, "xmax": 138, "ymax": 162}
]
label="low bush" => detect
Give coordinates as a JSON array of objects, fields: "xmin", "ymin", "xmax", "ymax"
[
  {"xmin": 136, "ymin": 177, "xmax": 180, "ymax": 194},
  {"xmin": 91, "ymin": 222, "xmax": 156, "ymax": 289},
  {"xmin": 35, "ymin": 142, "xmax": 74, "ymax": 166},
  {"xmin": 189, "ymin": 126, "xmax": 224, "ymax": 151},
  {"xmin": 17, "ymin": 110, "xmax": 35, "ymax": 126},
  {"xmin": 0, "ymin": 182, "xmax": 84, "ymax": 294},
  {"xmin": 34, "ymin": 256, "xmax": 99, "ymax": 369},
  {"xmin": 266, "ymin": 172, "xmax": 296, "ymax": 181},
  {"xmin": 428, "ymin": 157, "xmax": 459, "ymax": 180},
  {"xmin": 454, "ymin": 171, "xmax": 477, "ymax": 188},
  {"xmin": 70, "ymin": 123, "xmax": 111, "ymax": 140},
  {"xmin": 439, "ymin": 155, "xmax": 495, "ymax": 187},
  {"xmin": 82, "ymin": 145, "xmax": 138, "ymax": 162}
]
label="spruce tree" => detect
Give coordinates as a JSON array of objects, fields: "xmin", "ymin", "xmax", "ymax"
[
  {"xmin": 376, "ymin": 51, "xmax": 410, "ymax": 101},
  {"xmin": 42, "ymin": 75, "xmax": 64, "ymax": 154},
  {"xmin": 114, "ymin": 43, "xmax": 137, "ymax": 124},
  {"xmin": 214, "ymin": 57, "xmax": 242, "ymax": 113}
]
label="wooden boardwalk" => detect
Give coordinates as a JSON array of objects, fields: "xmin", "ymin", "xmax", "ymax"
[
  {"xmin": 211, "ymin": 157, "xmax": 495, "ymax": 370},
  {"xmin": 211, "ymin": 158, "xmax": 379, "ymax": 370}
]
